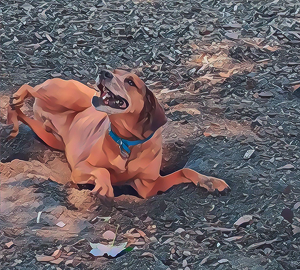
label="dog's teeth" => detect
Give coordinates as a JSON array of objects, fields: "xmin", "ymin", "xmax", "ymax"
[{"xmin": 102, "ymin": 93, "xmax": 109, "ymax": 100}]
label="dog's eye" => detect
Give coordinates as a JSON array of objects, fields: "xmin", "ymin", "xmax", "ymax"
[{"xmin": 127, "ymin": 80, "xmax": 136, "ymax": 87}]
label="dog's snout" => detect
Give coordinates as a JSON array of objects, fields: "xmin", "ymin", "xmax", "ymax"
[{"xmin": 100, "ymin": 70, "xmax": 113, "ymax": 80}]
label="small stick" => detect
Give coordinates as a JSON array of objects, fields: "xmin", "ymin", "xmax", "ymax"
[{"xmin": 111, "ymin": 224, "xmax": 120, "ymax": 246}]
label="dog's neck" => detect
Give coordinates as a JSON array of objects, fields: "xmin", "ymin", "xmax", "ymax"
[{"xmin": 108, "ymin": 113, "xmax": 153, "ymax": 141}]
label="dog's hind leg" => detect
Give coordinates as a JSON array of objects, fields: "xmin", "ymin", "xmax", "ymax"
[
  {"xmin": 9, "ymin": 84, "xmax": 42, "ymax": 108},
  {"xmin": 132, "ymin": 168, "xmax": 230, "ymax": 199},
  {"xmin": 7, "ymin": 84, "xmax": 44, "ymax": 138},
  {"xmin": 12, "ymin": 107, "xmax": 64, "ymax": 150},
  {"xmin": 7, "ymin": 106, "xmax": 20, "ymax": 138}
]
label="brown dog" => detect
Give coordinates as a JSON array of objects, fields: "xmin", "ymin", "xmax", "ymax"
[{"xmin": 7, "ymin": 69, "xmax": 229, "ymax": 198}]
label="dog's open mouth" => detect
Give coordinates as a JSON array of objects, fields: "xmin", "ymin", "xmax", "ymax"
[{"xmin": 93, "ymin": 83, "xmax": 129, "ymax": 110}]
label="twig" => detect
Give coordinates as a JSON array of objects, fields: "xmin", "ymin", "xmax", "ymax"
[{"xmin": 111, "ymin": 224, "xmax": 120, "ymax": 246}]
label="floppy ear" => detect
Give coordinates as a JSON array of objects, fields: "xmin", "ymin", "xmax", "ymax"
[{"xmin": 144, "ymin": 87, "xmax": 167, "ymax": 132}]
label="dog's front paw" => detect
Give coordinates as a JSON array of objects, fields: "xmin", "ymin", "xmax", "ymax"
[
  {"xmin": 206, "ymin": 176, "xmax": 230, "ymax": 195},
  {"xmin": 91, "ymin": 178, "xmax": 114, "ymax": 198}
]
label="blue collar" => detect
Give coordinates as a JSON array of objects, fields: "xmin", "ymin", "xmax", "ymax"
[{"xmin": 108, "ymin": 125, "xmax": 154, "ymax": 158}]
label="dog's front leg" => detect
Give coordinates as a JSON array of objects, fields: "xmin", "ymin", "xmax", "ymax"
[
  {"xmin": 71, "ymin": 164, "xmax": 114, "ymax": 198},
  {"xmin": 131, "ymin": 168, "xmax": 230, "ymax": 199}
]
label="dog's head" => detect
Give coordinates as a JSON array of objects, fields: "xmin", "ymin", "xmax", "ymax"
[{"xmin": 92, "ymin": 69, "xmax": 167, "ymax": 132}]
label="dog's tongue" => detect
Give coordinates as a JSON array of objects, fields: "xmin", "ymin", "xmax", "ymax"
[{"xmin": 103, "ymin": 98, "xmax": 109, "ymax": 105}]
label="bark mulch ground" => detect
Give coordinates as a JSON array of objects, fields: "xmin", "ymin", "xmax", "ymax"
[{"xmin": 1, "ymin": 0, "xmax": 300, "ymax": 269}]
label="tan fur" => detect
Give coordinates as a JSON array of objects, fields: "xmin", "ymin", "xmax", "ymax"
[{"xmin": 7, "ymin": 70, "xmax": 229, "ymax": 198}]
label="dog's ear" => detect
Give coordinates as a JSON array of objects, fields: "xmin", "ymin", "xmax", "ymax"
[{"xmin": 144, "ymin": 87, "xmax": 167, "ymax": 132}]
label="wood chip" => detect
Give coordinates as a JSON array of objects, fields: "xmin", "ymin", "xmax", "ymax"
[
  {"xmin": 247, "ymin": 238, "xmax": 279, "ymax": 250},
  {"xmin": 141, "ymin": 252, "xmax": 154, "ymax": 258},
  {"xmin": 50, "ymin": 258, "xmax": 64, "ymax": 264},
  {"xmin": 277, "ymin": 164, "xmax": 295, "ymax": 170},
  {"xmin": 293, "ymin": 202, "xmax": 300, "ymax": 210},
  {"xmin": 225, "ymin": 32, "xmax": 239, "ymax": 40},
  {"xmin": 45, "ymin": 33, "xmax": 53, "ymax": 43},
  {"xmin": 292, "ymin": 225, "xmax": 300, "ymax": 235},
  {"xmin": 258, "ymin": 91, "xmax": 274, "ymax": 98},
  {"xmin": 243, "ymin": 150, "xmax": 255, "ymax": 160},
  {"xmin": 175, "ymin": 228, "xmax": 185, "ymax": 234},
  {"xmin": 65, "ymin": 259, "xmax": 74, "ymax": 266},
  {"xmin": 5, "ymin": 241, "xmax": 14, "ymax": 249},
  {"xmin": 56, "ymin": 221, "xmax": 66, "ymax": 228},
  {"xmin": 234, "ymin": 215, "xmax": 253, "ymax": 227},
  {"xmin": 36, "ymin": 255, "xmax": 55, "ymax": 262},
  {"xmin": 203, "ymin": 227, "xmax": 235, "ymax": 232},
  {"xmin": 224, "ymin": 236, "xmax": 243, "ymax": 242}
]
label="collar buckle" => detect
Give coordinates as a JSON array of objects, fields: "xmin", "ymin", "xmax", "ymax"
[{"xmin": 108, "ymin": 124, "xmax": 154, "ymax": 158}]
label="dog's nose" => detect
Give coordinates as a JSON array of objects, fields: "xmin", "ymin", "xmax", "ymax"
[
  {"xmin": 92, "ymin": 96, "xmax": 100, "ymax": 107},
  {"xmin": 99, "ymin": 70, "xmax": 113, "ymax": 80}
]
